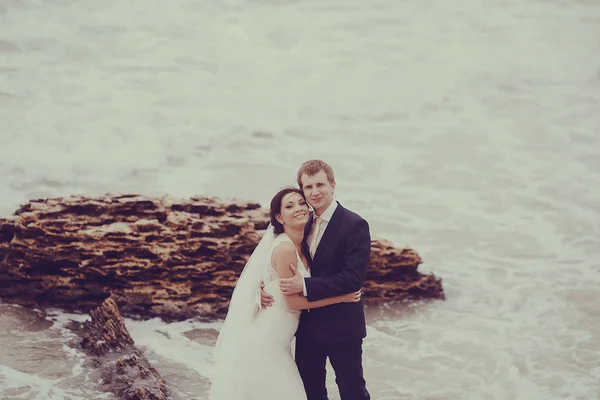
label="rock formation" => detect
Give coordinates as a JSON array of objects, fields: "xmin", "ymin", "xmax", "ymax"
[
  {"xmin": 67, "ymin": 298, "xmax": 169, "ymax": 400},
  {"xmin": 0, "ymin": 195, "xmax": 444, "ymax": 321}
]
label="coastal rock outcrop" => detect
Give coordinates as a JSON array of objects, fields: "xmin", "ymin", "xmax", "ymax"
[
  {"xmin": 67, "ymin": 298, "xmax": 169, "ymax": 400},
  {"xmin": 0, "ymin": 195, "xmax": 444, "ymax": 321}
]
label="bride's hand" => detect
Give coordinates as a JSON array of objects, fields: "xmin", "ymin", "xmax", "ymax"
[{"xmin": 342, "ymin": 290, "xmax": 362, "ymax": 303}]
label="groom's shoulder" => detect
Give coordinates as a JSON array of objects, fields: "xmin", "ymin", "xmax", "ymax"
[{"xmin": 339, "ymin": 204, "xmax": 367, "ymax": 225}]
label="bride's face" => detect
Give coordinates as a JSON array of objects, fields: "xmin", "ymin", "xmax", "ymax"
[{"xmin": 277, "ymin": 192, "xmax": 309, "ymax": 230}]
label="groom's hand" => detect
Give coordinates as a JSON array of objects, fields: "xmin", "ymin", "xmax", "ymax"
[
  {"xmin": 260, "ymin": 281, "xmax": 274, "ymax": 309},
  {"xmin": 279, "ymin": 264, "xmax": 304, "ymax": 295}
]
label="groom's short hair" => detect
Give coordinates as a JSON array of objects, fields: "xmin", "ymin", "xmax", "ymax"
[{"xmin": 296, "ymin": 160, "xmax": 335, "ymax": 188}]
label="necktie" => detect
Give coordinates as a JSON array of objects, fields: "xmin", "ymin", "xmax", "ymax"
[{"xmin": 309, "ymin": 216, "xmax": 322, "ymax": 258}]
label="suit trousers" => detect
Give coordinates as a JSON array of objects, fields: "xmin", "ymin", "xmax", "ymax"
[{"xmin": 295, "ymin": 336, "xmax": 370, "ymax": 400}]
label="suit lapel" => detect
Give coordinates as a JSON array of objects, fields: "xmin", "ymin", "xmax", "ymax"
[{"xmin": 312, "ymin": 202, "xmax": 344, "ymax": 261}]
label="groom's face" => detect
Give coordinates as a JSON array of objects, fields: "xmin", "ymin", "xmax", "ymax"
[{"xmin": 300, "ymin": 170, "xmax": 335, "ymax": 215}]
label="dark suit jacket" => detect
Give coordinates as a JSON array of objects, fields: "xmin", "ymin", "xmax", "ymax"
[{"xmin": 295, "ymin": 201, "xmax": 371, "ymax": 344}]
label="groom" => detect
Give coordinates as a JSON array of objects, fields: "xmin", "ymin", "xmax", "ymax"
[{"xmin": 261, "ymin": 159, "xmax": 371, "ymax": 400}]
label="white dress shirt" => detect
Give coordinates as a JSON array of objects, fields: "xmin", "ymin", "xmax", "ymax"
[{"xmin": 302, "ymin": 199, "xmax": 338, "ymax": 296}]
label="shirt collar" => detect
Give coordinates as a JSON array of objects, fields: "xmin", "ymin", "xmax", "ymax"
[{"xmin": 315, "ymin": 198, "xmax": 337, "ymax": 223}]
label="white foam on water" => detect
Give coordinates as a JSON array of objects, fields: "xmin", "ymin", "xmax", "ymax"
[
  {"xmin": 47, "ymin": 310, "xmax": 92, "ymax": 380},
  {"xmin": 125, "ymin": 318, "xmax": 222, "ymax": 380},
  {"xmin": 0, "ymin": 364, "xmax": 83, "ymax": 400},
  {"xmin": 0, "ymin": 307, "xmax": 111, "ymax": 400},
  {"xmin": 2, "ymin": 0, "xmax": 600, "ymax": 398}
]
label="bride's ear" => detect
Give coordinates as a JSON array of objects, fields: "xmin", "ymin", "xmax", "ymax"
[{"xmin": 275, "ymin": 214, "xmax": 283, "ymax": 224}]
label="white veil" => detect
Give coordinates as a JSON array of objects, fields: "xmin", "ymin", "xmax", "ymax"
[{"xmin": 209, "ymin": 224, "xmax": 276, "ymax": 399}]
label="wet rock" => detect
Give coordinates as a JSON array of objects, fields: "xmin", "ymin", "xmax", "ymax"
[
  {"xmin": 0, "ymin": 195, "xmax": 444, "ymax": 321},
  {"xmin": 67, "ymin": 298, "xmax": 169, "ymax": 400}
]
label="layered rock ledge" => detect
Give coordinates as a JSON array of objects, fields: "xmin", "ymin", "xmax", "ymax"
[
  {"xmin": 0, "ymin": 195, "xmax": 444, "ymax": 321},
  {"xmin": 67, "ymin": 298, "xmax": 169, "ymax": 400}
]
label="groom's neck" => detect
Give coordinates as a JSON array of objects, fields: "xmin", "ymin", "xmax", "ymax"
[{"xmin": 314, "ymin": 199, "xmax": 333, "ymax": 216}]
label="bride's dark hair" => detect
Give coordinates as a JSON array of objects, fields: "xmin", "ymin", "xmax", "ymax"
[{"xmin": 269, "ymin": 187, "xmax": 305, "ymax": 235}]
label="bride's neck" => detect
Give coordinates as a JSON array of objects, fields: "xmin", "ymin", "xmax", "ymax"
[{"xmin": 284, "ymin": 227, "xmax": 304, "ymax": 248}]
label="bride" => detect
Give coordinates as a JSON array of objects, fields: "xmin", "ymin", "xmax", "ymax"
[{"xmin": 209, "ymin": 187, "xmax": 361, "ymax": 400}]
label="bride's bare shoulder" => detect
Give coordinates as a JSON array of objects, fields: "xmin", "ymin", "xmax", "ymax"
[{"xmin": 272, "ymin": 240, "xmax": 296, "ymax": 259}]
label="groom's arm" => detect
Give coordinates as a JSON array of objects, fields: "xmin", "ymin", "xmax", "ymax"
[{"xmin": 304, "ymin": 219, "xmax": 370, "ymax": 302}]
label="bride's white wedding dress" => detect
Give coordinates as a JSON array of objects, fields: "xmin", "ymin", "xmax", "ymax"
[{"xmin": 209, "ymin": 232, "xmax": 310, "ymax": 400}]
